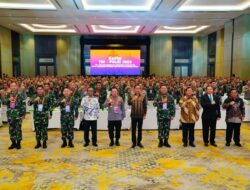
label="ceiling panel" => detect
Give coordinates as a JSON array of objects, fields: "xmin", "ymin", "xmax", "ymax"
[{"xmin": 0, "ymin": 0, "xmax": 249, "ymax": 35}]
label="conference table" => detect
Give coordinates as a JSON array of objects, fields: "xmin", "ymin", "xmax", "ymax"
[
  {"xmin": 1, "ymin": 96, "xmax": 250, "ymax": 130},
  {"xmin": 29, "ymin": 100, "xmax": 249, "ymax": 131}
]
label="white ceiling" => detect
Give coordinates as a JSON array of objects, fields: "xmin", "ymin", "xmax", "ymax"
[{"xmin": 0, "ymin": 0, "xmax": 249, "ymax": 35}]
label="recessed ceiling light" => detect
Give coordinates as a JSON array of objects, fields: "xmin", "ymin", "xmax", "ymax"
[
  {"xmin": 178, "ymin": 0, "xmax": 250, "ymax": 11},
  {"xmin": 154, "ymin": 26, "xmax": 209, "ymax": 34},
  {"xmin": 0, "ymin": 0, "xmax": 56, "ymax": 10},
  {"xmin": 81, "ymin": 0, "xmax": 157, "ymax": 11},
  {"xmin": 91, "ymin": 25, "xmax": 140, "ymax": 34},
  {"xmin": 20, "ymin": 24, "xmax": 76, "ymax": 33},
  {"xmin": 32, "ymin": 24, "xmax": 67, "ymax": 29},
  {"xmin": 163, "ymin": 26, "xmax": 197, "ymax": 30},
  {"xmin": 99, "ymin": 25, "xmax": 133, "ymax": 30}
]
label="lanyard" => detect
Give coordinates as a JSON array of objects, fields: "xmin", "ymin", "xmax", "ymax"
[
  {"xmin": 66, "ymin": 96, "xmax": 73, "ymax": 105},
  {"xmin": 39, "ymin": 96, "xmax": 46, "ymax": 104},
  {"xmin": 161, "ymin": 95, "xmax": 168, "ymax": 103}
]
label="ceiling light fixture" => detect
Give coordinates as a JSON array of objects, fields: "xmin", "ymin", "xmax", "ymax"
[
  {"xmin": 0, "ymin": 1, "xmax": 56, "ymax": 10},
  {"xmin": 154, "ymin": 25, "xmax": 209, "ymax": 34},
  {"xmin": 178, "ymin": 0, "xmax": 250, "ymax": 11},
  {"xmin": 20, "ymin": 24, "xmax": 76, "ymax": 33},
  {"xmin": 163, "ymin": 26, "xmax": 197, "ymax": 30},
  {"xmin": 81, "ymin": 0, "xmax": 157, "ymax": 11},
  {"xmin": 99, "ymin": 25, "xmax": 133, "ymax": 30},
  {"xmin": 32, "ymin": 24, "xmax": 67, "ymax": 29},
  {"xmin": 91, "ymin": 25, "xmax": 140, "ymax": 33}
]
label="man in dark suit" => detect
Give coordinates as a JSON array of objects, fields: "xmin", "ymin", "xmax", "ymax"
[{"xmin": 200, "ymin": 86, "xmax": 221, "ymax": 147}]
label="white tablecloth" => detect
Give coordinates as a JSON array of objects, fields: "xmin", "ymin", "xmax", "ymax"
[
  {"xmin": 1, "ymin": 100, "xmax": 33, "ymax": 122},
  {"xmin": 0, "ymin": 108, "xmax": 2, "ymax": 127},
  {"xmin": 30, "ymin": 105, "xmax": 227, "ymax": 130},
  {"xmin": 1, "ymin": 97, "xmax": 248, "ymax": 130},
  {"xmin": 30, "ymin": 109, "xmax": 83, "ymax": 130}
]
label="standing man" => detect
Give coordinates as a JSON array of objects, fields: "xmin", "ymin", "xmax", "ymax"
[
  {"xmin": 222, "ymin": 89, "xmax": 245, "ymax": 147},
  {"xmin": 179, "ymin": 87, "xmax": 200, "ymax": 147},
  {"xmin": 153, "ymin": 84, "xmax": 175, "ymax": 148},
  {"xmin": 104, "ymin": 87, "xmax": 126, "ymax": 146},
  {"xmin": 59, "ymin": 88, "xmax": 79, "ymax": 148},
  {"xmin": 81, "ymin": 87, "xmax": 100, "ymax": 147},
  {"xmin": 29, "ymin": 85, "xmax": 52, "ymax": 149},
  {"xmin": 3, "ymin": 82, "xmax": 26, "ymax": 150},
  {"xmin": 200, "ymin": 86, "xmax": 221, "ymax": 147},
  {"xmin": 128, "ymin": 84, "xmax": 147, "ymax": 148},
  {"xmin": 69, "ymin": 82, "xmax": 81, "ymax": 106},
  {"xmin": 94, "ymin": 82, "xmax": 107, "ymax": 110}
]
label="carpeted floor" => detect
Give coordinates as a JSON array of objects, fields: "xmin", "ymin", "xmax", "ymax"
[{"xmin": 0, "ymin": 114, "xmax": 250, "ymax": 190}]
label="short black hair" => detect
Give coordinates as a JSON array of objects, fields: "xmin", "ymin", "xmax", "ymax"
[
  {"xmin": 111, "ymin": 87, "xmax": 118, "ymax": 91},
  {"xmin": 160, "ymin": 84, "xmax": 167, "ymax": 88},
  {"xmin": 229, "ymin": 88, "xmax": 237, "ymax": 93},
  {"xmin": 36, "ymin": 85, "xmax": 44, "ymax": 89}
]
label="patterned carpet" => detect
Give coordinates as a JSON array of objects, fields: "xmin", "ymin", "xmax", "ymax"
[{"xmin": 0, "ymin": 114, "xmax": 250, "ymax": 190}]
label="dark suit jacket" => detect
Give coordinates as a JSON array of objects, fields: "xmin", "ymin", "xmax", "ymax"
[{"xmin": 200, "ymin": 94, "xmax": 221, "ymax": 120}]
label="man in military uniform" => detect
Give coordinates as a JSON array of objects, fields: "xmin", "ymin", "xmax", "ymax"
[
  {"xmin": 3, "ymin": 82, "xmax": 26, "ymax": 150},
  {"xmin": 94, "ymin": 82, "xmax": 107, "ymax": 109},
  {"xmin": 29, "ymin": 85, "xmax": 52, "ymax": 149},
  {"xmin": 153, "ymin": 84, "xmax": 175, "ymax": 148},
  {"xmin": 146, "ymin": 80, "xmax": 157, "ymax": 101},
  {"xmin": 59, "ymin": 87, "xmax": 79, "ymax": 148},
  {"xmin": 44, "ymin": 83, "xmax": 57, "ymax": 110},
  {"xmin": 69, "ymin": 82, "xmax": 82, "ymax": 106}
]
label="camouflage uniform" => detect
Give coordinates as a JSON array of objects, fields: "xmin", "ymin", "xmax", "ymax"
[
  {"xmin": 29, "ymin": 95, "xmax": 52, "ymax": 142},
  {"xmin": 45, "ymin": 91, "xmax": 57, "ymax": 110},
  {"xmin": 94, "ymin": 88, "xmax": 107, "ymax": 110},
  {"xmin": 146, "ymin": 86, "xmax": 157, "ymax": 101},
  {"xmin": 153, "ymin": 94, "xmax": 175, "ymax": 140},
  {"xmin": 3, "ymin": 92, "xmax": 26, "ymax": 142},
  {"xmin": 59, "ymin": 96, "xmax": 79, "ymax": 141},
  {"xmin": 72, "ymin": 89, "xmax": 82, "ymax": 107}
]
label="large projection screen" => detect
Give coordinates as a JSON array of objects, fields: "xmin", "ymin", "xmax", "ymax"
[{"xmin": 90, "ymin": 49, "xmax": 141, "ymax": 76}]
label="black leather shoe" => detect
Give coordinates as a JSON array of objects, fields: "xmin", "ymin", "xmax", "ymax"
[
  {"xmin": 211, "ymin": 143, "xmax": 218, "ymax": 147},
  {"xmin": 131, "ymin": 144, "xmax": 136, "ymax": 148},
  {"xmin": 137, "ymin": 143, "xmax": 144, "ymax": 148},
  {"xmin": 16, "ymin": 141, "xmax": 21, "ymax": 149},
  {"xmin": 109, "ymin": 141, "xmax": 114, "ymax": 147},
  {"xmin": 189, "ymin": 143, "xmax": 196, "ymax": 147},
  {"xmin": 204, "ymin": 143, "xmax": 209, "ymax": 147},
  {"xmin": 92, "ymin": 143, "xmax": 98, "ymax": 147},
  {"xmin": 164, "ymin": 139, "xmax": 171, "ymax": 148},
  {"xmin": 42, "ymin": 141, "xmax": 47, "ymax": 149},
  {"xmin": 8, "ymin": 141, "xmax": 16, "ymax": 150},
  {"xmin": 158, "ymin": 139, "xmax": 163, "ymax": 148},
  {"xmin": 115, "ymin": 140, "xmax": 120, "ymax": 146},
  {"xmin": 84, "ymin": 143, "xmax": 89, "ymax": 147},
  {"xmin": 183, "ymin": 143, "xmax": 188, "ymax": 147},
  {"xmin": 235, "ymin": 143, "xmax": 242, "ymax": 147},
  {"xmin": 226, "ymin": 142, "xmax": 230, "ymax": 146},
  {"xmin": 35, "ymin": 141, "xmax": 41, "ymax": 149},
  {"xmin": 68, "ymin": 140, "xmax": 74, "ymax": 148},
  {"xmin": 61, "ymin": 140, "xmax": 67, "ymax": 148}
]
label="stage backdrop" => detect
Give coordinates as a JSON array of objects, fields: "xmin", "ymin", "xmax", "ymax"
[{"xmin": 90, "ymin": 49, "xmax": 141, "ymax": 76}]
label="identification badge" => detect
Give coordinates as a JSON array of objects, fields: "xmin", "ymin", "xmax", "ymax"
[
  {"xmin": 150, "ymin": 90, "xmax": 153, "ymax": 94},
  {"xmin": 38, "ymin": 104, "xmax": 43, "ymax": 112},
  {"xmin": 163, "ymin": 103, "xmax": 167, "ymax": 110},
  {"xmin": 10, "ymin": 102, "xmax": 16, "ymax": 109},
  {"xmin": 65, "ymin": 105, "xmax": 71, "ymax": 112},
  {"xmin": 114, "ymin": 106, "xmax": 119, "ymax": 113}
]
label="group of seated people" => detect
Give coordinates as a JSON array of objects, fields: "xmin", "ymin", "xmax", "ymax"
[{"xmin": 0, "ymin": 75, "xmax": 249, "ymax": 150}]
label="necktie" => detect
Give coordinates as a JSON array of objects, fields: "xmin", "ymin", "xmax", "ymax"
[{"xmin": 209, "ymin": 95, "xmax": 213, "ymax": 103}]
